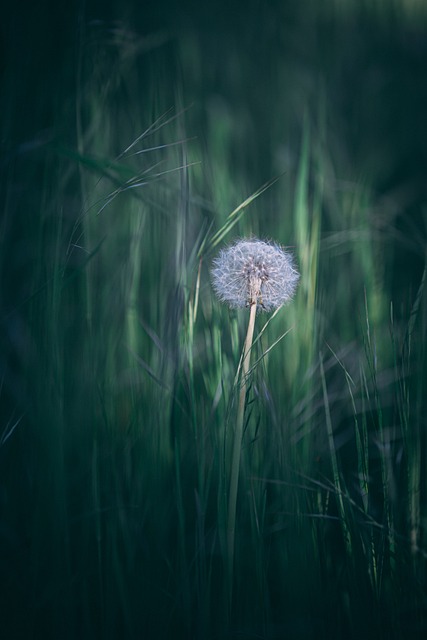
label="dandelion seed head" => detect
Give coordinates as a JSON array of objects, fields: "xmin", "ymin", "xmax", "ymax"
[{"xmin": 211, "ymin": 238, "xmax": 300, "ymax": 311}]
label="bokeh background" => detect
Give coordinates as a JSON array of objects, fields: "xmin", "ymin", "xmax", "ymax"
[{"xmin": 1, "ymin": 1, "xmax": 427, "ymax": 638}]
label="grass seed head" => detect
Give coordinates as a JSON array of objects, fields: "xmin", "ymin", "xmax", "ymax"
[{"xmin": 211, "ymin": 238, "xmax": 300, "ymax": 311}]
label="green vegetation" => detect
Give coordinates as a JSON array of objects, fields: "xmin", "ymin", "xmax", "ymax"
[{"xmin": 1, "ymin": 1, "xmax": 426, "ymax": 638}]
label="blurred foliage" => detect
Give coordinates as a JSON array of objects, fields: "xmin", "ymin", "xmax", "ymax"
[{"xmin": 1, "ymin": 1, "xmax": 427, "ymax": 638}]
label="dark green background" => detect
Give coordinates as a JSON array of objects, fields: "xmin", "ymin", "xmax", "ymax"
[{"xmin": 1, "ymin": 2, "xmax": 427, "ymax": 639}]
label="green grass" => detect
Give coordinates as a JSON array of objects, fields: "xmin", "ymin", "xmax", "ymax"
[{"xmin": 1, "ymin": 2, "xmax": 427, "ymax": 639}]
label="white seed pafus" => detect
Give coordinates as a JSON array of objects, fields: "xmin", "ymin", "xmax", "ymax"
[{"xmin": 211, "ymin": 238, "xmax": 300, "ymax": 311}]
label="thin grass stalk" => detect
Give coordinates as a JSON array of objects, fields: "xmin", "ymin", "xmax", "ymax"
[
  {"xmin": 396, "ymin": 258, "xmax": 426, "ymax": 557},
  {"xmin": 364, "ymin": 291, "xmax": 396, "ymax": 565},
  {"xmin": 319, "ymin": 352, "xmax": 352, "ymax": 555},
  {"xmin": 326, "ymin": 343, "xmax": 370, "ymax": 514}
]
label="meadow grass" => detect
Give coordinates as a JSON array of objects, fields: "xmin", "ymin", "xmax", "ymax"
[{"xmin": 1, "ymin": 3, "xmax": 427, "ymax": 639}]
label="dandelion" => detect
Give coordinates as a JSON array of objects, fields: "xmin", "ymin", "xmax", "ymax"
[
  {"xmin": 211, "ymin": 237, "xmax": 299, "ymax": 605},
  {"xmin": 211, "ymin": 238, "xmax": 300, "ymax": 311}
]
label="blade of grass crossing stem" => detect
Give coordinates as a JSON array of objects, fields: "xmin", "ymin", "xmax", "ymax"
[{"xmin": 208, "ymin": 175, "xmax": 283, "ymax": 253}]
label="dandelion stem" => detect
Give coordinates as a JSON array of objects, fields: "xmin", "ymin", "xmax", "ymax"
[
  {"xmin": 211, "ymin": 237, "xmax": 299, "ymax": 609},
  {"xmin": 227, "ymin": 299, "xmax": 257, "ymax": 605}
]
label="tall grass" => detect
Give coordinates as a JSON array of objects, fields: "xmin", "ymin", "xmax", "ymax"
[{"xmin": 1, "ymin": 3, "xmax": 427, "ymax": 639}]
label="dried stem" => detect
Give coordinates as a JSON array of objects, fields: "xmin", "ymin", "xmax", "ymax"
[{"xmin": 227, "ymin": 299, "xmax": 257, "ymax": 605}]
